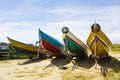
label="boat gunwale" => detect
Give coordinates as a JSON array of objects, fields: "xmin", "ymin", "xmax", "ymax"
[{"xmin": 7, "ymin": 37, "xmax": 38, "ymax": 48}]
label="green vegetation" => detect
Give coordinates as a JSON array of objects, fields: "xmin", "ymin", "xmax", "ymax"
[
  {"xmin": 61, "ymin": 68, "xmax": 120, "ymax": 80},
  {"xmin": 112, "ymin": 44, "xmax": 120, "ymax": 48},
  {"xmin": 7, "ymin": 72, "xmax": 12, "ymax": 75},
  {"xmin": 0, "ymin": 42, "xmax": 8, "ymax": 46},
  {"xmin": 0, "ymin": 78, "xmax": 3, "ymax": 80},
  {"xmin": 111, "ymin": 48, "xmax": 120, "ymax": 52},
  {"xmin": 15, "ymin": 74, "xmax": 26, "ymax": 78},
  {"xmin": 0, "ymin": 60, "xmax": 10, "ymax": 63},
  {"xmin": 111, "ymin": 44, "xmax": 120, "ymax": 53},
  {"xmin": 62, "ymin": 71, "xmax": 86, "ymax": 80},
  {"xmin": 104, "ymin": 68, "xmax": 120, "ymax": 80}
]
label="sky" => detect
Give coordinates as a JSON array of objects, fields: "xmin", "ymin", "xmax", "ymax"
[{"xmin": 0, "ymin": 0, "xmax": 120, "ymax": 44}]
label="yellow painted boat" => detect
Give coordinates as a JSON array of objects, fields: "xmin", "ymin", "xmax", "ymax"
[
  {"xmin": 86, "ymin": 23, "xmax": 112, "ymax": 58},
  {"xmin": 7, "ymin": 37, "xmax": 38, "ymax": 58}
]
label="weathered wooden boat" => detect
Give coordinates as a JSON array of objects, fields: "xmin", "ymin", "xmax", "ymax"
[
  {"xmin": 38, "ymin": 29, "xmax": 65, "ymax": 57},
  {"xmin": 86, "ymin": 23, "xmax": 112, "ymax": 59},
  {"xmin": 62, "ymin": 27, "xmax": 88, "ymax": 57},
  {"xmin": 7, "ymin": 37, "xmax": 39, "ymax": 59}
]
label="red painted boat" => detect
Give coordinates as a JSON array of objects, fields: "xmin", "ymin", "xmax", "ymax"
[{"xmin": 38, "ymin": 29, "xmax": 65, "ymax": 56}]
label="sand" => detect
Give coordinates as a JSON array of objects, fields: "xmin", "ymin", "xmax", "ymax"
[{"xmin": 0, "ymin": 53, "xmax": 120, "ymax": 80}]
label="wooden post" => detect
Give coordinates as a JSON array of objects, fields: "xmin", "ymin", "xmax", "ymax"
[
  {"xmin": 94, "ymin": 35, "xmax": 98, "ymax": 69},
  {"xmin": 37, "ymin": 41, "xmax": 41, "ymax": 59},
  {"xmin": 94, "ymin": 35, "xmax": 98, "ymax": 58}
]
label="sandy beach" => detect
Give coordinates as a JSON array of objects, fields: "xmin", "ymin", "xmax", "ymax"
[{"xmin": 0, "ymin": 53, "xmax": 120, "ymax": 80}]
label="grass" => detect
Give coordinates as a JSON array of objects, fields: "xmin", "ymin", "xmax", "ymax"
[
  {"xmin": 0, "ymin": 78, "xmax": 3, "ymax": 80},
  {"xmin": 62, "ymin": 71, "xmax": 86, "ymax": 80},
  {"xmin": 14, "ymin": 69, "xmax": 35, "ymax": 78},
  {"xmin": 111, "ymin": 44, "xmax": 120, "ymax": 53},
  {"xmin": 61, "ymin": 55, "xmax": 120, "ymax": 80},
  {"xmin": 61, "ymin": 68, "xmax": 120, "ymax": 80},
  {"xmin": 0, "ymin": 60, "xmax": 10, "ymax": 63},
  {"xmin": 104, "ymin": 68, "xmax": 120, "ymax": 80},
  {"xmin": 7, "ymin": 72, "xmax": 12, "ymax": 75},
  {"xmin": 110, "ymin": 49, "xmax": 120, "ymax": 55},
  {"xmin": 112, "ymin": 44, "xmax": 120, "ymax": 48},
  {"xmin": 15, "ymin": 69, "xmax": 53, "ymax": 78},
  {"xmin": 111, "ymin": 48, "xmax": 120, "ymax": 53},
  {"xmin": 14, "ymin": 64, "xmax": 54, "ymax": 78},
  {"xmin": 13, "ymin": 66, "xmax": 120, "ymax": 80},
  {"xmin": 15, "ymin": 74, "xmax": 26, "ymax": 78},
  {"xmin": 61, "ymin": 70, "xmax": 98, "ymax": 80},
  {"xmin": 36, "ymin": 70, "xmax": 52, "ymax": 77}
]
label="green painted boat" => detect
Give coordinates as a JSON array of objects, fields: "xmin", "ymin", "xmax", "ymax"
[{"xmin": 62, "ymin": 27, "xmax": 88, "ymax": 57}]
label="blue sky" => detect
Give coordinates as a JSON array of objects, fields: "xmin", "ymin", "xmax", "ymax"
[{"xmin": 0, "ymin": 0, "xmax": 120, "ymax": 44}]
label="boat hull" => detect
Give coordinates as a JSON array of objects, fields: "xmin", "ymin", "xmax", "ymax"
[
  {"xmin": 87, "ymin": 30, "xmax": 112, "ymax": 56},
  {"xmin": 63, "ymin": 31, "xmax": 88, "ymax": 57},
  {"xmin": 7, "ymin": 37, "xmax": 38, "ymax": 57},
  {"xmin": 39, "ymin": 29, "xmax": 64, "ymax": 56}
]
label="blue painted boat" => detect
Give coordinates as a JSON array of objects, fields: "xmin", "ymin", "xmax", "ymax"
[{"xmin": 38, "ymin": 29, "xmax": 65, "ymax": 56}]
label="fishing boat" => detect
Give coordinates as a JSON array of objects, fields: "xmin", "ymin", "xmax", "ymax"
[
  {"xmin": 86, "ymin": 23, "xmax": 112, "ymax": 59},
  {"xmin": 38, "ymin": 29, "xmax": 65, "ymax": 57},
  {"xmin": 62, "ymin": 27, "xmax": 88, "ymax": 57},
  {"xmin": 7, "ymin": 37, "xmax": 39, "ymax": 59}
]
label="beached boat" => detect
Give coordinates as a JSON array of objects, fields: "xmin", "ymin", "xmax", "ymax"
[
  {"xmin": 62, "ymin": 27, "xmax": 88, "ymax": 57},
  {"xmin": 7, "ymin": 37, "xmax": 39, "ymax": 59},
  {"xmin": 86, "ymin": 23, "xmax": 112, "ymax": 58},
  {"xmin": 38, "ymin": 29, "xmax": 65, "ymax": 57}
]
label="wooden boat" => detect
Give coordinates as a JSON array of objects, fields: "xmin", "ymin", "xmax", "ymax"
[
  {"xmin": 62, "ymin": 27, "xmax": 88, "ymax": 57},
  {"xmin": 7, "ymin": 37, "xmax": 39, "ymax": 59},
  {"xmin": 86, "ymin": 23, "xmax": 112, "ymax": 58},
  {"xmin": 38, "ymin": 29, "xmax": 65, "ymax": 56}
]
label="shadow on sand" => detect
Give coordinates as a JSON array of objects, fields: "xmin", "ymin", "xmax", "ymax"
[
  {"xmin": 18, "ymin": 57, "xmax": 48, "ymax": 65},
  {"xmin": 51, "ymin": 56, "xmax": 71, "ymax": 67},
  {"xmin": 44, "ymin": 56, "xmax": 95, "ymax": 70},
  {"xmin": 98, "ymin": 57, "xmax": 120, "ymax": 73},
  {"xmin": 43, "ymin": 56, "xmax": 70, "ymax": 70},
  {"xmin": 96, "ymin": 56, "xmax": 120, "ymax": 77},
  {"xmin": 18, "ymin": 55, "xmax": 120, "ymax": 75},
  {"xmin": 76, "ymin": 57, "xmax": 95, "ymax": 69},
  {"xmin": 72, "ymin": 56, "xmax": 120, "ymax": 73}
]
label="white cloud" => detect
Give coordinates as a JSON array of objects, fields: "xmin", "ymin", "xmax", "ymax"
[
  {"xmin": 47, "ymin": 6, "xmax": 120, "ymax": 43},
  {"xmin": 45, "ymin": 6, "xmax": 120, "ymax": 43},
  {"xmin": 39, "ymin": 20, "xmax": 92, "ymax": 43},
  {"xmin": 8, "ymin": 29, "xmax": 38, "ymax": 44},
  {"xmin": 1, "ymin": 4, "xmax": 120, "ymax": 44},
  {"xmin": 0, "ymin": 21, "xmax": 39, "ymax": 44},
  {"xmin": 5, "ymin": 22, "xmax": 30, "ymax": 27}
]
